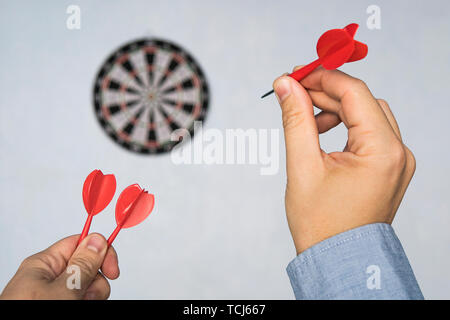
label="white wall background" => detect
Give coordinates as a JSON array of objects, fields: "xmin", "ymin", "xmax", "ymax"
[{"xmin": 0, "ymin": 0, "xmax": 449, "ymax": 299}]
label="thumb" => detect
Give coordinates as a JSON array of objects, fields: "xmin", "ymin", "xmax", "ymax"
[
  {"xmin": 55, "ymin": 233, "xmax": 108, "ymax": 298},
  {"xmin": 273, "ymin": 76, "xmax": 321, "ymax": 171}
]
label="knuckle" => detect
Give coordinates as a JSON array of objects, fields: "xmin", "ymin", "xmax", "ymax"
[
  {"xmin": 354, "ymin": 78, "xmax": 367, "ymax": 87},
  {"xmin": 19, "ymin": 256, "xmax": 34, "ymax": 269},
  {"xmin": 386, "ymin": 142, "xmax": 407, "ymax": 170},
  {"xmin": 404, "ymin": 146, "xmax": 416, "ymax": 174},
  {"xmin": 19, "ymin": 253, "xmax": 42, "ymax": 269},
  {"xmin": 352, "ymin": 78, "xmax": 369, "ymax": 91},
  {"xmin": 377, "ymin": 98, "xmax": 388, "ymax": 106}
]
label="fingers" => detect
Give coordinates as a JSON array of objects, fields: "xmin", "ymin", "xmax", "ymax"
[
  {"xmin": 83, "ymin": 272, "xmax": 111, "ymax": 300},
  {"xmin": 377, "ymin": 99, "xmax": 402, "ymax": 140},
  {"xmin": 19, "ymin": 235, "xmax": 80, "ymax": 279},
  {"xmin": 315, "ymin": 111, "xmax": 341, "ymax": 134},
  {"xmin": 101, "ymin": 246, "xmax": 120, "ymax": 280},
  {"xmin": 374, "ymin": 99, "xmax": 411, "ymax": 220},
  {"xmin": 289, "ymin": 66, "xmax": 399, "ymax": 154},
  {"xmin": 293, "ymin": 66, "xmax": 402, "ymax": 140},
  {"xmin": 308, "ymin": 90, "xmax": 342, "ymax": 113},
  {"xmin": 273, "ymin": 75, "xmax": 322, "ymax": 171},
  {"xmin": 291, "ymin": 73, "xmax": 341, "ymax": 135},
  {"xmin": 294, "ymin": 68, "xmax": 344, "ymax": 134},
  {"xmin": 41, "ymin": 234, "xmax": 119, "ymax": 281},
  {"xmin": 54, "ymin": 233, "xmax": 108, "ymax": 299},
  {"xmin": 3, "ymin": 234, "xmax": 115, "ymax": 300},
  {"xmin": 285, "ymin": 65, "xmax": 402, "ymax": 158},
  {"xmin": 303, "ymin": 68, "xmax": 389, "ymax": 129},
  {"xmin": 311, "ymin": 97, "xmax": 400, "ymax": 138},
  {"xmin": 43, "ymin": 235, "xmax": 79, "ymax": 262}
]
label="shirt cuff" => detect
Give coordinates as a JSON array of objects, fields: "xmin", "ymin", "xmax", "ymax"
[{"xmin": 286, "ymin": 223, "xmax": 424, "ymax": 300}]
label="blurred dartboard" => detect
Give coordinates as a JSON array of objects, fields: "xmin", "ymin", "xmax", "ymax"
[{"xmin": 93, "ymin": 38, "xmax": 209, "ymax": 154}]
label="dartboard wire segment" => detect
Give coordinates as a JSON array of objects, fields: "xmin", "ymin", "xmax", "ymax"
[{"xmin": 93, "ymin": 38, "xmax": 210, "ymax": 154}]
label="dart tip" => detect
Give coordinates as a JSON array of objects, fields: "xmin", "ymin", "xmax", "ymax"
[{"xmin": 261, "ymin": 89, "xmax": 274, "ymax": 99}]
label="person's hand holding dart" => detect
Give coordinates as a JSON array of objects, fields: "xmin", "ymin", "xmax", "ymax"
[
  {"xmin": 273, "ymin": 67, "xmax": 416, "ymax": 254},
  {"xmin": 0, "ymin": 174, "xmax": 154, "ymax": 300},
  {"xmin": 0, "ymin": 234, "xmax": 119, "ymax": 300}
]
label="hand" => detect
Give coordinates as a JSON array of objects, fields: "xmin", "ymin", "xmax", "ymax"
[
  {"xmin": 0, "ymin": 233, "xmax": 119, "ymax": 300},
  {"xmin": 273, "ymin": 67, "xmax": 416, "ymax": 254}
]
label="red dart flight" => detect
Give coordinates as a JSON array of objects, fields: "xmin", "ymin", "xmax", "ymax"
[
  {"xmin": 78, "ymin": 169, "xmax": 116, "ymax": 245},
  {"xmin": 261, "ymin": 23, "xmax": 368, "ymax": 98},
  {"xmin": 107, "ymin": 184, "xmax": 155, "ymax": 246}
]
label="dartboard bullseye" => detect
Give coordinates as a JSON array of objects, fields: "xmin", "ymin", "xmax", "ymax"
[{"xmin": 93, "ymin": 38, "xmax": 209, "ymax": 154}]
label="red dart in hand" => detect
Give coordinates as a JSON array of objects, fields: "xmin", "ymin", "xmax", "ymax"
[
  {"xmin": 78, "ymin": 170, "xmax": 116, "ymax": 245},
  {"xmin": 261, "ymin": 23, "xmax": 368, "ymax": 98},
  {"xmin": 107, "ymin": 184, "xmax": 155, "ymax": 246}
]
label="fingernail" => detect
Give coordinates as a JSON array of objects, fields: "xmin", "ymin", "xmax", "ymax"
[
  {"xmin": 274, "ymin": 77, "xmax": 291, "ymax": 103},
  {"xmin": 86, "ymin": 234, "xmax": 106, "ymax": 253}
]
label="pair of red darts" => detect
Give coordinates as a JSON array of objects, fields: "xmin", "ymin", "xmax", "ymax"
[
  {"xmin": 261, "ymin": 23, "xmax": 368, "ymax": 98},
  {"xmin": 77, "ymin": 169, "xmax": 155, "ymax": 247}
]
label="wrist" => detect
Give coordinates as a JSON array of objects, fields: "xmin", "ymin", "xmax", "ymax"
[{"xmin": 290, "ymin": 219, "xmax": 391, "ymax": 255}]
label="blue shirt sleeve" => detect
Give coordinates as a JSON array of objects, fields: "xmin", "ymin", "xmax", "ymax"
[{"xmin": 286, "ymin": 223, "xmax": 424, "ymax": 299}]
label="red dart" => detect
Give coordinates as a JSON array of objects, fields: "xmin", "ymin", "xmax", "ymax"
[
  {"xmin": 261, "ymin": 23, "xmax": 368, "ymax": 98},
  {"xmin": 107, "ymin": 184, "xmax": 155, "ymax": 246},
  {"xmin": 78, "ymin": 170, "xmax": 116, "ymax": 245}
]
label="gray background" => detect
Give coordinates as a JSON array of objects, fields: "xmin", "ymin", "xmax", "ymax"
[{"xmin": 0, "ymin": 0, "xmax": 449, "ymax": 299}]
